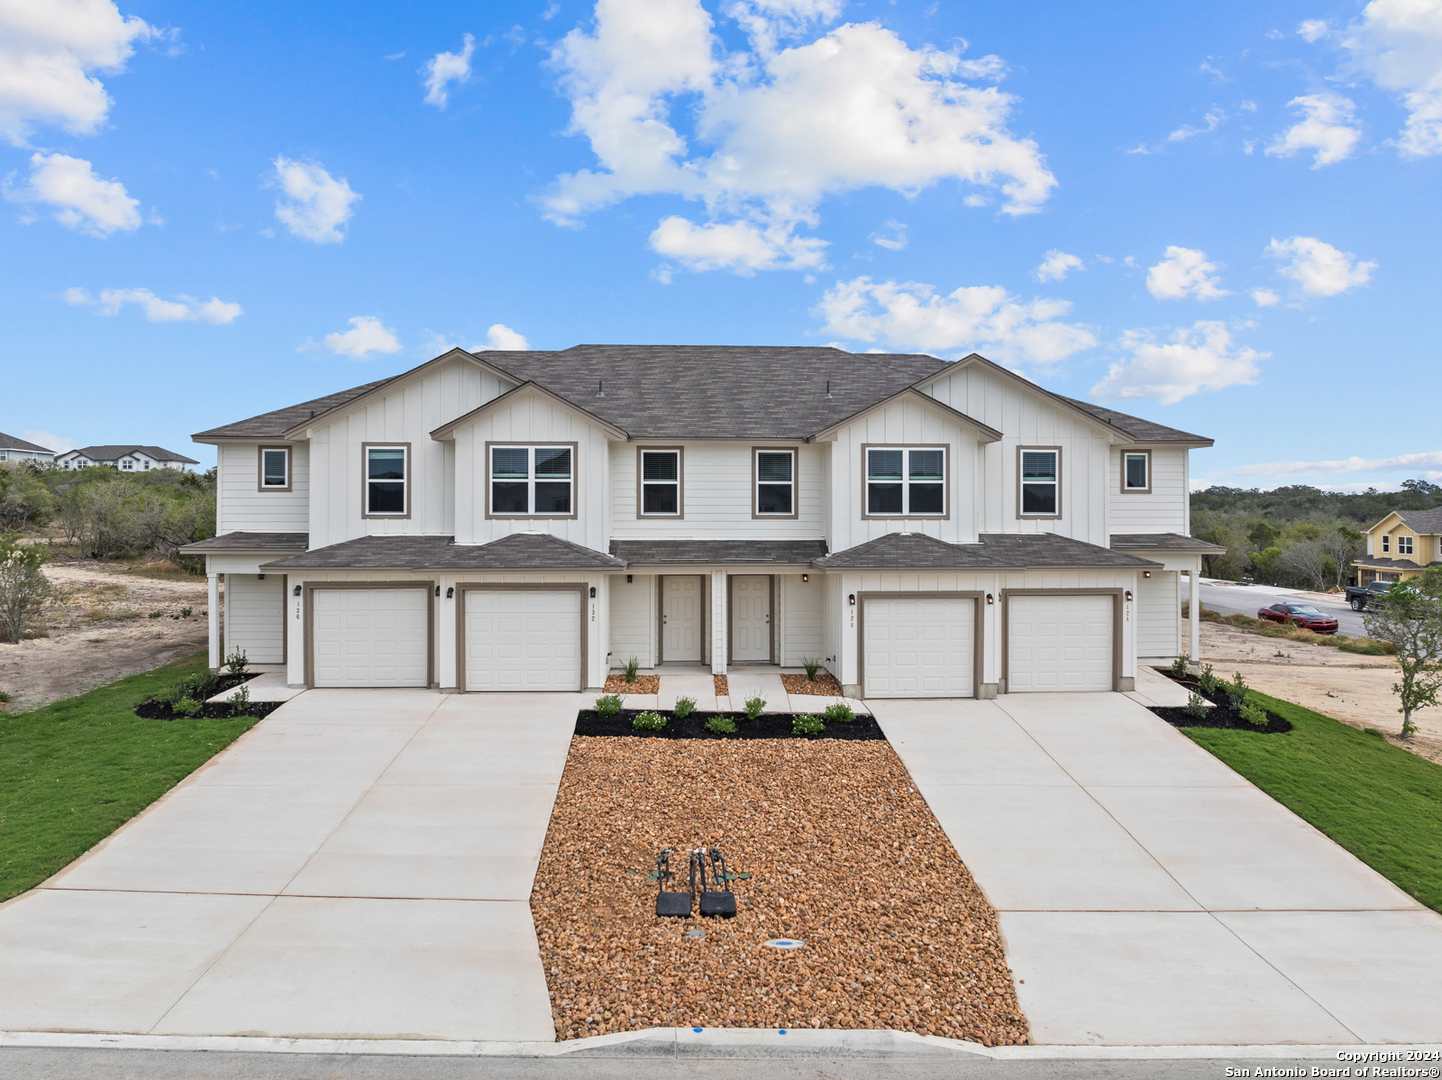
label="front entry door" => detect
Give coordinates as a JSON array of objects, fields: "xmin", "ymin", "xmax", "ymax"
[
  {"xmin": 731, "ymin": 575, "xmax": 771, "ymax": 662},
  {"xmin": 662, "ymin": 576, "xmax": 702, "ymax": 663}
]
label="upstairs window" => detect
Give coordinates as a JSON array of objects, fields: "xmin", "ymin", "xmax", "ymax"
[
  {"xmin": 755, "ymin": 449, "xmax": 795, "ymax": 516},
  {"xmin": 866, "ymin": 447, "xmax": 946, "ymax": 516},
  {"xmin": 1399, "ymin": 535, "xmax": 1414, "ymax": 556},
  {"xmin": 1020, "ymin": 448, "xmax": 1060, "ymax": 516},
  {"xmin": 260, "ymin": 447, "xmax": 290, "ymax": 491},
  {"xmin": 1122, "ymin": 450, "xmax": 1150, "ymax": 492},
  {"xmin": 1382, "ymin": 534, "xmax": 1390, "ymax": 553},
  {"xmin": 490, "ymin": 445, "xmax": 573, "ymax": 516},
  {"xmin": 639, "ymin": 449, "xmax": 681, "ymax": 516},
  {"xmin": 366, "ymin": 445, "xmax": 408, "ymax": 516}
]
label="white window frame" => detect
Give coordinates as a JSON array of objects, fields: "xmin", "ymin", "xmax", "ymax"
[
  {"xmin": 864, "ymin": 445, "xmax": 948, "ymax": 518},
  {"xmin": 259, "ymin": 447, "xmax": 290, "ymax": 491},
  {"xmin": 1382, "ymin": 534, "xmax": 1390, "ymax": 553},
  {"xmin": 487, "ymin": 444, "xmax": 576, "ymax": 519},
  {"xmin": 1121, "ymin": 450, "xmax": 1151, "ymax": 493},
  {"xmin": 754, "ymin": 448, "xmax": 796, "ymax": 518},
  {"xmin": 638, "ymin": 448, "xmax": 682, "ymax": 517},
  {"xmin": 1399, "ymin": 535, "xmax": 1414, "ymax": 556},
  {"xmin": 363, "ymin": 444, "xmax": 409, "ymax": 518},
  {"xmin": 1018, "ymin": 447, "xmax": 1062, "ymax": 518}
]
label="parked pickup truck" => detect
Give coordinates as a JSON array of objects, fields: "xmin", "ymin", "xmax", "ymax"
[{"xmin": 1345, "ymin": 580, "xmax": 1392, "ymax": 611}]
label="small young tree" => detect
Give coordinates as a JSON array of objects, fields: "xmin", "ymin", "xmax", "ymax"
[
  {"xmin": 1362, "ymin": 566, "xmax": 1442, "ymax": 738},
  {"xmin": 0, "ymin": 533, "xmax": 56, "ymax": 643}
]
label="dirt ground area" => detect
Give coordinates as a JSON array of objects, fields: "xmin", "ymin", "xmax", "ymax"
[
  {"xmin": 532, "ymin": 737, "xmax": 1027, "ymax": 1046},
  {"xmin": 1197, "ymin": 621, "xmax": 1442, "ymax": 764},
  {"xmin": 0, "ymin": 559, "xmax": 210, "ymax": 712}
]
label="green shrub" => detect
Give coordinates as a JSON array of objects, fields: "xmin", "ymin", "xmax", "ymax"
[
  {"xmin": 1197, "ymin": 663, "xmax": 1219, "ymax": 695},
  {"xmin": 744, "ymin": 695, "xmax": 766, "ymax": 721},
  {"xmin": 1224, "ymin": 672, "xmax": 1249, "ymax": 712},
  {"xmin": 1239, "ymin": 701, "xmax": 1269, "ymax": 728},
  {"xmin": 821, "ymin": 702, "xmax": 855, "ymax": 723},
  {"xmin": 673, "ymin": 696, "xmax": 697, "ymax": 720},
  {"xmin": 801, "ymin": 657, "xmax": 822, "ymax": 680},
  {"xmin": 229, "ymin": 684, "xmax": 252, "ymax": 717},
  {"xmin": 148, "ymin": 611, "xmax": 162, "ymax": 619},
  {"xmin": 172, "ymin": 696, "xmax": 202, "ymax": 718},
  {"xmin": 632, "ymin": 711, "xmax": 666, "ymax": 731},
  {"xmin": 792, "ymin": 714, "xmax": 824, "ymax": 736},
  {"xmin": 623, "ymin": 655, "xmax": 640, "ymax": 682},
  {"xmin": 594, "ymin": 694, "xmax": 623, "ymax": 716},
  {"xmin": 224, "ymin": 648, "xmax": 248, "ymax": 676},
  {"xmin": 1339, "ymin": 637, "xmax": 1392, "ymax": 656},
  {"xmin": 705, "ymin": 716, "xmax": 736, "ymax": 735},
  {"xmin": 0, "ymin": 690, "xmax": 12, "ymax": 705},
  {"xmin": 1169, "ymin": 653, "xmax": 1190, "ymax": 679},
  {"xmin": 180, "ymin": 606, "xmax": 192, "ymax": 618},
  {"xmin": 1184, "ymin": 691, "xmax": 1208, "ymax": 720}
]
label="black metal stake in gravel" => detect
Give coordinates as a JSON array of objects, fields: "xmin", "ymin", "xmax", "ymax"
[
  {"xmin": 654, "ymin": 849, "xmax": 692, "ymax": 917},
  {"xmin": 699, "ymin": 847, "xmax": 737, "ymax": 918}
]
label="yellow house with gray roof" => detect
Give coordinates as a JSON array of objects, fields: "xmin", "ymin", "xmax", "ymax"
[{"xmin": 1356, "ymin": 508, "xmax": 1442, "ymax": 583}]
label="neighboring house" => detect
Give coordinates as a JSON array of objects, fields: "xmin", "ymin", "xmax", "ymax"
[
  {"xmin": 0, "ymin": 431, "xmax": 56, "ymax": 463},
  {"xmin": 180, "ymin": 346, "xmax": 1222, "ymax": 696},
  {"xmin": 1355, "ymin": 508, "xmax": 1442, "ymax": 583},
  {"xmin": 56, "ymin": 445, "xmax": 199, "ymax": 472}
]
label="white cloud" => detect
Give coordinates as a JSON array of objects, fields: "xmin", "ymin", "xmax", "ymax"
[
  {"xmin": 422, "ymin": 33, "xmax": 474, "ymax": 108},
  {"xmin": 1336, "ymin": 0, "xmax": 1442, "ymax": 157},
  {"xmin": 318, "ymin": 316, "xmax": 401, "ymax": 358},
  {"xmin": 18, "ymin": 429, "xmax": 75, "ymax": 453},
  {"xmin": 65, "ymin": 286, "xmax": 241, "ymax": 323},
  {"xmin": 1265, "ymin": 94, "xmax": 1362, "ymax": 167},
  {"xmin": 0, "ymin": 0, "xmax": 158, "ymax": 145},
  {"xmin": 1232, "ymin": 450, "xmax": 1442, "ymax": 477},
  {"xmin": 3, "ymin": 151, "xmax": 141, "ymax": 235},
  {"xmin": 544, "ymin": 0, "xmax": 1053, "ymax": 273},
  {"xmin": 485, "ymin": 323, "xmax": 529, "ymax": 350},
  {"xmin": 871, "ymin": 219, "xmax": 906, "ymax": 251},
  {"xmin": 1034, "ymin": 249, "xmax": 1082, "ymax": 282},
  {"xmin": 812, "ymin": 275, "xmax": 1096, "ymax": 367},
  {"xmin": 1168, "ymin": 106, "xmax": 1227, "ymax": 142},
  {"xmin": 1264, "ymin": 235, "xmax": 1376, "ymax": 297},
  {"xmin": 1145, "ymin": 246, "xmax": 1229, "ymax": 300},
  {"xmin": 271, "ymin": 156, "xmax": 360, "ymax": 243},
  {"xmin": 649, "ymin": 214, "xmax": 828, "ymax": 272},
  {"xmin": 1299, "ymin": 19, "xmax": 1330, "ymax": 43},
  {"xmin": 1251, "ymin": 287, "xmax": 1280, "ymax": 307},
  {"xmin": 1090, "ymin": 321, "xmax": 1266, "ymax": 404}
]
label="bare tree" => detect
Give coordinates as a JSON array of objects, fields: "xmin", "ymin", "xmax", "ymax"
[
  {"xmin": 1320, "ymin": 527, "xmax": 1363, "ymax": 589},
  {"xmin": 1362, "ymin": 568, "xmax": 1442, "ymax": 738},
  {"xmin": 1281, "ymin": 540, "xmax": 1329, "ymax": 591}
]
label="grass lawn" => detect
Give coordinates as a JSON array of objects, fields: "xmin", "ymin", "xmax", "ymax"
[
  {"xmin": 1184, "ymin": 690, "xmax": 1442, "ymax": 913},
  {"xmin": 0, "ymin": 651, "xmax": 258, "ymax": 901}
]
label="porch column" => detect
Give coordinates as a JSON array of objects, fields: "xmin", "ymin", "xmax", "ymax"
[
  {"xmin": 711, "ymin": 570, "xmax": 727, "ymax": 675},
  {"xmin": 1189, "ymin": 561, "xmax": 1201, "ymax": 663},
  {"xmin": 207, "ymin": 572, "xmax": 220, "ymax": 670}
]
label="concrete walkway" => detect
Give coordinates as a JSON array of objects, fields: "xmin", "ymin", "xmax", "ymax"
[
  {"xmin": 618, "ymin": 668, "xmax": 869, "ymax": 717},
  {"xmin": 0, "ymin": 689, "xmax": 580, "ymax": 1042},
  {"xmin": 871, "ymin": 692, "xmax": 1442, "ymax": 1046}
]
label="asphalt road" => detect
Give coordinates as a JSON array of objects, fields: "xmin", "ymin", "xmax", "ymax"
[{"xmin": 1185, "ymin": 577, "xmax": 1366, "ymax": 637}]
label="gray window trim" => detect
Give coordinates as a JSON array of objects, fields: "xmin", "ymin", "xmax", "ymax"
[
  {"xmin": 1016, "ymin": 445, "xmax": 1063, "ymax": 520},
  {"xmin": 1120, "ymin": 449, "xmax": 1152, "ymax": 494},
  {"xmin": 752, "ymin": 446, "xmax": 799, "ymax": 520},
  {"xmin": 860, "ymin": 443, "xmax": 950, "ymax": 520},
  {"xmin": 636, "ymin": 446, "xmax": 684, "ymax": 519},
  {"xmin": 361, "ymin": 442, "xmax": 412, "ymax": 520},
  {"xmin": 484, "ymin": 441, "xmax": 581, "ymax": 521},
  {"xmin": 258, "ymin": 445, "xmax": 292, "ymax": 493}
]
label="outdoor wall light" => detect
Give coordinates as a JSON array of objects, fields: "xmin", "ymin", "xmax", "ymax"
[
  {"xmin": 435, "ymin": 585, "xmax": 440, "ymax": 597},
  {"xmin": 848, "ymin": 593, "xmax": 856, "ymax": 606},
  {"xmin": 590, "ymin": 586, "xmax": 597, "ymax": 598},
  {"xmin": 626, "ymin": 574, "xmax": 633, "ymax": 583},
  {"xmin": 1144, "ymin": 570, "xmax": 1152, "ymax": 578},
  {"xmin": 446, "ymin": 587, "xmax": 454, "ymax": 599},
  {"xmin": 986, "ymin": 593, "xmax": 994, "ymax": 605},
  {"xmin": 292, "ymin": 585, "xmax": 302, "ymax": 597},
  {"xmin": 801, "ymin": 574, "xmax": 809, "ymax": 582},
  {"xmin": 257, "ymin": 574, "xmax": 265, "ymax": 580},
  {"xmin": 1125, "ymin": 590, "xmax": 1134, "ymax": 602}
]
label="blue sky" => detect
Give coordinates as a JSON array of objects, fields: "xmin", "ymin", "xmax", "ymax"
[{"xmin": 3, "ymin": 0, "xmax": 1440, "ymax": 490}]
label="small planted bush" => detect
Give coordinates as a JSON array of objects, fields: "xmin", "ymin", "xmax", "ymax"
[
  {"xmin": 705, "ymin": 716, "xmax": 737, "ymax": 735},
  {"xmin": 1184, "ymin": 691, "xmax": 1208, "ymax": 720},
  {"xmin": 821, "ymin": 701, "xmax": 855, "ymax": 723},
  {"xmin": 743, "ymin": 695, "xmax": 766, "ymax": 721},
  {"xmin": 225, "ymin": 648, "xmax": 248, "ymax": 676},
  {"xmin": 1239, "ymin": 701, "xmax": 1269, "ymax": 728},
  {"xmin": 1169, "ymin": 653, "xmax": 1190, "ymax": 680},
  {"xmin": 1197, "ymin": 663, "xmax": 1219, "ymax": 696},
  {"xmin": 792, "ymin": 714, "xmax": 824, "ymax": 736},
  {"xmin": 632, "ymin": 711, "xmax": 666, "ymax": 731},
  {"xmin": 595, "ymin": 693, "xmax": 623, "ymax": 716},
  {"xmin": 230, "ymin": 684, "xmax": 252, "ymax": 717},
  {"xmin": 623, "ymin": 655, "xmax": 640, "ymax": 683},
  {"xmin": 172, "ymin": 696, "xmax": 202, "ymax": 718},
  {"xmin": 1224, "ymin": 672, "xmax": 1249, "ymax": 713},
  {"xmin": 673, "ymin": 695, "xmax": 697, "ymax": 720},
  {"xmin": 801, "ymin": 656, "xmax": 822, "ymax": 681}
]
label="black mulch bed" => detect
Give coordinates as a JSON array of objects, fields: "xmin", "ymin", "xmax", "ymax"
[
  {"xmin": 1148, "ymin": 669, "xmax": 1293, "ymax": 734},
  {"xmin": 575, "ymin": 709, "xmax": 886, "ymax": 741},
  {"xmin": 135, "ymin": 698, "xmax": 285, "ymax": 722}
]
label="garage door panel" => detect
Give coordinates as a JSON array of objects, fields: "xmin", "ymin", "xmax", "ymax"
[
  {"xmin": 312, "ymin": 589, "xmax": 429, "ymax": 688},
  {"xmin": 465, "ymin": 590, "xmax": 581, "ymax": 692},
  {"xmin": 1008, "ymin": 594, "xmax": 1113, "ymax": 693},
  {"xmin": 864, "ymin": 597, "xmax": 974, "ymax": 699}
]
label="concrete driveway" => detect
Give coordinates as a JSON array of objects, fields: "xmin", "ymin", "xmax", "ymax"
[
  {"xmin": 0, "ymin": 689, "xmax": 581, "ymax": 1042},
  {"xmin": 871, "ymin": 687, "xmax": 1442, "ymax": 1045}
]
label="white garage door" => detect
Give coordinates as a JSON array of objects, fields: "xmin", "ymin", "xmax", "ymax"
[
  {"xmin": 312, "ymin": 588, "xmax": 429, "ymax": 687},
  {"xmin": 1008, "ymin": 594, "xmax": 1113, "ymax": 693},
  {"xmin": 465, "ymin": 590, "xmax": 582, "ymax": 692},
  {"xmin": 863, "ymin": 597, "xmax": 974, "ymax": 698}
]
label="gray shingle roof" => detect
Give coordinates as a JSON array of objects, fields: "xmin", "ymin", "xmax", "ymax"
[
  {"xmin": 1353, "ymin": 556, "xmax": 1438, "ymax": 571},
  {"xmin": 1111, "ymin": 532, "xmax": 1227, "ymax": 554},
  {"xmin": 816, "ymin": 531, "xmax": 1161, "ymax": 570},
  {"xmin": 64, "ymin": 445, "xmax": 200, "ymax": 464},
  {"xmin": 178, "ymin": 532, "xmax": 309, "ymax": 554},
  {"xmin": 192, "ymin": 380, "xmax": 390, "ymax": 441},
  {"xmin": 478, "ymin": 345, "xmax": 948, "ymax": 439},
  {"xmin": 609, "ymin": 539, "xmax": 829, "ymax": 565},
  {"xmin": 1395, "ymin": 508, "xmax": 1442, "ymax": 534},
  {"xmin": 0, "ymin": 431, "xmax": 56, "ymax": 454},
  {"xmin": 1057, "ymin": 397, "xmax": 1213, "ymax": 445},
  {"xmin": 262, "ymin": 533, "xmax": 624, "ymax": 570}
]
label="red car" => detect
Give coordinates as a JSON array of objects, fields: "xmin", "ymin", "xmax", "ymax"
[{"xmin": 1257, "ymin": 602, "xmax": 1339, "ymax": 634}]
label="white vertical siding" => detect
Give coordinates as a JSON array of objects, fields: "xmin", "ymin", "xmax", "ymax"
[
  {"xmin": 780, "ymin": 573, "xmax": 824, "ymax": 665},
  {"xmin": 217, "ymin": 442, "xmax": 309, "ymax": 534},
  {"xmin": 1109, "ymin": 447, "xmax": 1189, "ymax": 533},
  {"xmin": 1136, "ymin": 570, "xmax": 1180, "ymax": 658},
  {"xmin": 609, "ymin": 574, "xmax": 655, "ymax": 669}
]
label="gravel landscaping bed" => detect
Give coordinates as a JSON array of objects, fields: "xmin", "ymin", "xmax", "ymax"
[
  {"xmin": 779, "ymin": 672, "xmax": 844, "ymax": 696},
  {"xmin": 531, "ymin": 737, "xmax": 1028, "ymax": 1046},
  {"xmin": 576, "ymin": 709, "xmax": 884, "ymax": 740},
  {"xmin": 714, "ymin": 674, "xmax": 728, "ymax": 696},
  {"xmin": 604, "ymin": 673, "xmax": 661, "ymax": 694}
]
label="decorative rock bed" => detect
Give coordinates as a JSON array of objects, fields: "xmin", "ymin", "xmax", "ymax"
[{"xmin": 531, "ymin": 737, "xmax": 1029, "ymax": 1046}]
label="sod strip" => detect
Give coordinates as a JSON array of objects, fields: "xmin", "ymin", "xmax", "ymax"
[
  {"xmin": 1182, "ymin": 690, "xmax": 1442, "ymax": 913},
  {"xmin": 0, "ymin": 651, "xmax": 260, "ymax": 901}
]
